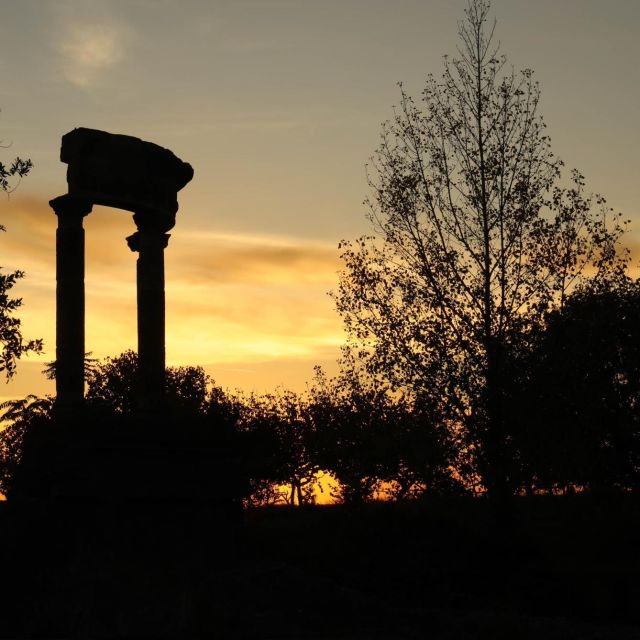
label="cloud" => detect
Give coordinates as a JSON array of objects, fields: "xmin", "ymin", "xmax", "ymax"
[
  {"xmin": 2, "ymin": 198, "xmax": 341, "ymax": 286},
  {"xmin": 173, "ymin": 228, "xmax": 341, "ymax": 286},
  {"xmin": 169, "ymin": 240, "xmax": 340, "ymax": 286},
  {"xmin": 55, "ymin": 22, "xmax": 128, "ymax": 87},
  {"xmin": 0, "ymin": 195, "xmax": 344, "ymax": 377},
  {"xmin": 7, "ymin": 194, "xmax": 638, "ymax": 387}
]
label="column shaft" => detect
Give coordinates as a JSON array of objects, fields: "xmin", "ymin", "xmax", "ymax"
[
  {"xmin": 128, "ymin": 230, "xmax": 169, "ymax": 412},
  {"xmin": 50, "ymin": 196, "xmax": 91, "ymax": 411}
]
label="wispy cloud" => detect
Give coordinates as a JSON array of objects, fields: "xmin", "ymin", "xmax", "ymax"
[
  {"xmin": 169, "ymin": 230, "xmax": 340, "ymax": 286},
  {"xmin": 0, "ymin": 196, "xmax": 344, "ymax": 377},
  {"xmin": 175, "ymin": 245, "xmax": 339, "ymax": 285},
  {"xmin": 55, "ymin": 22, "xmax": 129, "ymax": 88},
  {"xmin": 0, "ymin": 198, "xmax": 340, "ymax": 285}
]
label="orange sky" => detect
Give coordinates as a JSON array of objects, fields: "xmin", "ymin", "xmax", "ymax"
[
  {"xmin": 1, "ymin": 0, "xmax": 639, "ymax": 400},
  {"xmin": 1, "ymin": 195, "xmax": 344, "ymax": 399}
]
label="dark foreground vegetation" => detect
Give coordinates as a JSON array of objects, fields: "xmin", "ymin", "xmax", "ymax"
[
  {"xmin": 0, "ymin": 328, "xmax": 636, "ymax": 638},
  {"xmin": 0, "ymin": 497, "xmax": 638, "ymax": 639}
]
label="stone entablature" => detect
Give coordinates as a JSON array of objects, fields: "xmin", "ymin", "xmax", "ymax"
[{"xmin": 61, "ymin": 127, "xmax": 193, "ymax": 231}]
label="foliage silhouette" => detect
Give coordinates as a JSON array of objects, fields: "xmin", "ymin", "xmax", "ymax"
[
  {"xmin": 0, "ymin": 122, "xmax": 41, "ymax": 379},
  {"xmin": 507, "ymin": 277, "xmax": 640, "ymax": 495},
  {"xmin": 0, "ymin": 351, "xmax": 241, "ymax": 500},
  {"xmin": 0, "ymin": 394, "xmax": 52, "ymax": 496},
  {"xmin": 307, "ymin": 363, "xmax": 459, "ymax": 503},
  {"xmin": 232, "ymin": 389, "xmax": 315, "ymax": 506},
  {"xmin": 334, "ymin": 0, "xmax": 630, "ymax": 499},
  {"xmin": 0, "ymin": 263, "xmax": 43, "ymax": 379},
  {"xmin": 45, "ymin": 350, "xmax": 219, "ymax": 419},
  {"xmin": 0, "ymin": 115, "xmax": 32, "ymax": 194}
]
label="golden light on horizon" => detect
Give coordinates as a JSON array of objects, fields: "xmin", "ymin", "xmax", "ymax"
[{"xmin": 1, "ymin": 195, "xmax": 345, "ymax": 399}]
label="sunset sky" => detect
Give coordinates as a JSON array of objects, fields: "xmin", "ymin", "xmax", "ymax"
[{"xmin": 1, "ymin": 0, "xmax": 639, "ymax": 401}]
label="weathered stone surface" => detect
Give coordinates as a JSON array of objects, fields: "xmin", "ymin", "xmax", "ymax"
[{"xmin": 61, "ymin": 127, "xmax": 193, "ymax": 231}]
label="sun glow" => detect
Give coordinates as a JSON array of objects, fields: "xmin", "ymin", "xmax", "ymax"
[{"xmin": 2, "ymin": 195, "xmax": 345, "ymax": 396}]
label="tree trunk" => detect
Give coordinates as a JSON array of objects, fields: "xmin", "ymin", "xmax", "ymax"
[{"xmin": 296, "ymin": 482, "xmax": 303, "ymax": 506}]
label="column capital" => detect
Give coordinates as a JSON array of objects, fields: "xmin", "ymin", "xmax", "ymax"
[
  {"xmin": 132, "ymin": 210, "xmax": 175, "ymax": 234},
  {"xmin": 49, "ymin": 195, "xmax": 93, "ymax": 226},
  {"xmin": 126, "ymin": 230, "xmax": 170, "ymax": 253}
]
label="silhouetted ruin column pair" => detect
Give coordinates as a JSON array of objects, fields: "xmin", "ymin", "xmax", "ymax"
[
  {"xmin": 51, "ymin": 198, "xmax": 170, "ymax": 413},
  {"xmin": 50, "ymin": 127, "xmax": 193, "ymax": 414}
]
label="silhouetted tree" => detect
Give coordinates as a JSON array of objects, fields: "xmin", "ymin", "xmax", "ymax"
[
  {"xmin": 237, "ymin": 389, "xmax": 318, "ymax": 506},
  {"xmin": 0, "ymin": 125, "xmax": 40, "ymax": 378},
  {"xmin": 82, "ymin": 350, "xmax": 215, "ymax": 418},
  {"xmin": 307, "ymin": 363, "xmax": 458, "ymax": 503},
  {"xmin": 1, "ymin": 353, "xmax": 240, "ymax": 499},
  {"xmin": 166, "ymin": 365, "xmax": 211, "ymax": 416},
  {"xmin": 305, "ymin": 368, "xmax": 387, "ymax": 503},
  {"xmin": 509, "ymin": 277, "xmax": 640, "ymax": 495},
  {"xmin": 0, "ymin": 394, "xmax": 53, "ymax": 496},
  {"xmin": 81, "ymin": 350, "xmax": 138, "ymax": 414},
  {"xmin": 382, "ymin": 392, "xmax": 466, "ymax": 500},
  {"xmin": 1, "ymin": 118, "xmax": 32, "ymax": 194},
  {"xmin": 0, "ymin": 264, "xmax": 43, "ymax": 379},
  {"xmin": 334, "ymin": 0, "xmax": 629, "ymax": 499}
]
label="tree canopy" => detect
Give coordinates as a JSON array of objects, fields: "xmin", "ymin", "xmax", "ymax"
[{"xmin": 334, "ymin": 0, "xmax": 629, "ymax": 497}]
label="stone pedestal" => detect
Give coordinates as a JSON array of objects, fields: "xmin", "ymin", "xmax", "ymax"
[{"xmin": 49, "ymin": 195, "xmax": 93, "ymax": 411}]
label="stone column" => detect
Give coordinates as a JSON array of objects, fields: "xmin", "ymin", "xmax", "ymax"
[
  {"xmin": 49, "ymin": 195, "xmax": 92, "ymax": 411},
  {"xmin": 127, "ymin": 219, "xmax": 170, "ymax": 413}
]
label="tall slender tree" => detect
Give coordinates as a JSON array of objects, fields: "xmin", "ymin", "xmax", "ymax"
[{"xmin": 334, "ymin": 0, "xmax": 628, "ymax": 498}]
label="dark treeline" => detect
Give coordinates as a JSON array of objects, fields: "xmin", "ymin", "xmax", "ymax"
[
  {"xmin": 2, "ymin": 0, "xmax": 638, "ymax": 509},
  {"xmin": 2, "ymin": 275, "xmax": 638, "ymax": 506}
]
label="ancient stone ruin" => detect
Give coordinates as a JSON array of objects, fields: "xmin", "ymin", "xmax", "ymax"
[{"xmin": 49, "ymin": 127, "xmax": 193, "ymax": 411}]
